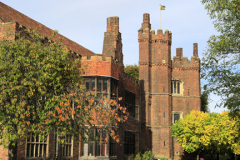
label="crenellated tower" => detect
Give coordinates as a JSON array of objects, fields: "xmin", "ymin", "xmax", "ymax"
[
  {"xmin": 139, "ymin": 13, "xmax": 173, "ymax": 158},
  {"xmin": 139, "ymin": 13, "xmax": 200, "ymax": 159}
]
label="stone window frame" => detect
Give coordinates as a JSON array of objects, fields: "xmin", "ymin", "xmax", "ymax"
[
  {"xmin": 62, "ymin": 134, "xmax": 73, "ymax": 157},
  {"xmin": 84, "ymin": 77, "xmax": 110, "ymax": 98},
  {"xmin": 83, "ymin": 128, "xmax": 108, "ymax": 157},
  {"xmin": 172, "ymin": 111, "xmax": 183, "ymax": 124},
  {"xmin": 171, "ymin": 78, "xmax": 184, "ymax": 96},
  {"xmin": 84, "ymin": 76, "xmax": 118, "ymax": 101},
  {"xmin": 135, "ymin": 105, "xmax": 140, "ymax": 121},
  {"xmin": 82, "ymin": 76, "xmax": 119, "ymax": 157},
  {"xmin": 26, "ymin": 133, "xmax": 49, "ymax": 158}
]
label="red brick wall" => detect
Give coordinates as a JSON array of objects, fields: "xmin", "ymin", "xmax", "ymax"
[
  {"xmin": 0, "ymin": 145, "xmax": 8, "ymax": 160},
  {"xmin": 81, "ymin": 55, "xmax": 120, "ymax": 79},
  {"xmin": 0, "ymin": 19, "xmax": 16, "ymax": 41}
]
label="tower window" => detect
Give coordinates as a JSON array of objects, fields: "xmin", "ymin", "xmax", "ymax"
[
  {"xmin": 172, "ymin": 111, "xmax": 183, "ymax": 124},
  {"xmin": 177, "ymin": 82, "xmax": 180, "ymax": 94},
  {"xmin": 174, "ymin": 81, "xmax": 176, "ymax": 93},
  {"xmin": 174, "ymin": 114, "xmax": 180, "ymax": 123},
  {"xmin": 171, "ymin": 79, "xmax": 183, "ymax": 95}
]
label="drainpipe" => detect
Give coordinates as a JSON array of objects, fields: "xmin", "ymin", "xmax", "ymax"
[
  {"xmin": 56, "ymin": 129, "xmax": 58, "ymax": 160},
  {"xmin": 139, "ymin": 90, "xmax": 142, "ymax": 151}
]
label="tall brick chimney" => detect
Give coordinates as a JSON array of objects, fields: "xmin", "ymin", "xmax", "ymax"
[
  {"xmin": 102, "ymin": 16, "xmax": 123, "ymax": 65},
  {"xmin": 107, "ymin": 16, "xmax": 119, "ymax": 32},
  {"xmin": 176, "ymin": 48, "xmax": 183, "ymax": 57},
  {"xmin": 193, "ymin": 43, "xmax": 198, "ymax": 57},
  {"xmin": 142, "ymin": 13, "xmax": 151, "ymax": 29}
]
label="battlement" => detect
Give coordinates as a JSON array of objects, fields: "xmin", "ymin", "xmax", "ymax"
[
  {"xmin": 123, "ymin": 72, "xmax": 137, "ymax": 84},
  {"xmin": 172, "ymin": 43, "xmax": 200, "ymax": 69},
  {"xmin": 138, "ymin": 14, "xmax": 171, "ymax": 43},
  {"xmin": 138, "ymin": 29, "xmax": 172, "ymax": 42},
  {"xmin": 81, "ymin": 54, "xmax": 119, "ymax": 65}
]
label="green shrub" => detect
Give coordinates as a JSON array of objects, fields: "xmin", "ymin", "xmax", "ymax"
[
  {"xmin": 155, "ymin": 154, "xmax": 173, "ymax": 160},
  {"xmin": 142, "ymin": 150, "xmax": 154, "ymax": 160},
  {"xmin": 134, "ymin": 149, "xmax": 154, "ymax": 160}
]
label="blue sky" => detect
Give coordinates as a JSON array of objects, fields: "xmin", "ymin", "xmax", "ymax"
[{"xmin": 1, "ymin": 0, "xmax": 226, "ymax": 113}]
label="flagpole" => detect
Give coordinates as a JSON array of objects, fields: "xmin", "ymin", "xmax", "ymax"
[{"xmin": 160, "ymin": 4, "xmax": 161, "ymax": 29}]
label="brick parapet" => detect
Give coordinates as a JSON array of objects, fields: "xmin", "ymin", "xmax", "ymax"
[
  {"xmin": 172, "ymin": 56, "xmax": 200, "ymax": 69},
  {"xmin": 123, "ymin": 72, "xmax": 137, "ymax": 84},
  {"xmin": 172, "ymin": 43, "xmax": 200, "ymax": 70},
  {"xmin": 138, "ymin": 29, "xmax": 172, "ymax": 44},
  {"xmin": 81, "ymin": 54, "xmax": 120, "ymax": 79}
]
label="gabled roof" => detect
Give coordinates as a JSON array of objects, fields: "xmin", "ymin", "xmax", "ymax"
[{"xmin": 0, "ymin": 2, "xmax": 95, "ymax": 57}]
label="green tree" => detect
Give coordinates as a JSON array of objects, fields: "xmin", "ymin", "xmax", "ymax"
[
  {"xmin": 171, "ymin": 110, "xmax": 239, "ymax": 160},
  {"xmin": 201, "ymin": 89, "xmax": 210, "ymax": 113},
  {"xmin": 0, "ymin": 28, "xmax": 128, "ymax": 160},
  {"xmin": 124, "ymin": 64, "xmax": 139, "ymax": 84},
  {"xmin": 201, "ymin": 0, "xmax": 240, "ymax": 111}
]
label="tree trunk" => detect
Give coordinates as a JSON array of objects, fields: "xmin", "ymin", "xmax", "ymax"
[
  {"xmin": 196, "ymin": 149, "xmax": 201, "ymax": 160},
  {"xmin": 217, "ymin": 153, "xmax": 219, "ymax": 160},
  {"xmin": 8, "ymin": 141, "xmax": 17, "ymax": 160}
]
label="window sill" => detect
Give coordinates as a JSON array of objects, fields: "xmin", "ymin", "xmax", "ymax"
[
  {"xmin": 172, "ymin": 94, "xmax": 183, "ymax": 97},
  {"xmin": 128, "ymin": 116, "xmax": 138, "ymax": 121}
]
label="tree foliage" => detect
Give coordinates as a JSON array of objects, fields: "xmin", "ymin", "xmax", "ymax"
[
  {"xmin": 201, "ymin": 0, "xmax": 240, "ymax": 111},
  {"xmin": 201, "ymin": 90, "xmax": 210, "ymax": 113},
  {"xmin": 171, "ymin": 111, "xmax": 239, "ymax": 157},
  {"xmin": 0, "ymin": 28, "xmax": 128, "ymax": 159},
  {"xmin": 124, "ymin": 64, "xmax": 139, "ymax": 84}
]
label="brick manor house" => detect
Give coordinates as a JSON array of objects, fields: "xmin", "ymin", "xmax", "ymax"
[{"xmin": 0, "ymin": 2, "xmax": 200, "ymax": 160}]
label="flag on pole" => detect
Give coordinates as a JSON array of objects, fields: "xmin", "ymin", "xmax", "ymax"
[{"xmin": 160, "ymin": 5, "xmax": 165, "ymax": 10}]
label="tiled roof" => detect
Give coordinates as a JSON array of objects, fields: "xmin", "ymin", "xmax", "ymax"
[{"xmin": 0, "ymin": 2, "xmax": 95, "ymax": 57}]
